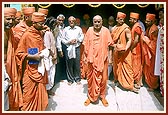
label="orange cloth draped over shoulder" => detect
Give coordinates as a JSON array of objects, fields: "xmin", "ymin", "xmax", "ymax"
[
  {"xmin": 143, "ymin": 23, "xmax": 159, "ymax": 89},
  {"xmin": 5, "ymin": 7, "xmax": 23, "ymax": 111},
  {"xmin": 5, "ymin": 29, "xmax": 23, "ymax": 110},
  {"xmin": 15, "ymin": 26, "xmax": 48, "ymax": 111},
  {"xmin": 12, "ymin": 7, "xmax": 35, "ymax": 49},
  {"xmin": 131, "ymin": 22, "xmax": 143, "ymax": 83},
  {"xmin": 83, "ymin": 26, "xmax": 113, "ymax": 102},
  {"xmin": 111, "ymin": 23, "xmax": 134, "ymax": 90},
  {"xmin": 13, "ymin": 21, "xmax": 29, "ymax": 49}
]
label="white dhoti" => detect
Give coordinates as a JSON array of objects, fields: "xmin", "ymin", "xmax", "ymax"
[{"xmin": 46, "ymin": 56, "xmax": 56, "ymax": 90}]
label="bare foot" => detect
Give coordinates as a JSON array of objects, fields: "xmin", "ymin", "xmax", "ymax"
[
  {"xmin": 84, "ymin": 98, "xmax": 91, "ymax": 106},
  {"xmin": 101, "ymin": 98, "xmax": 109, "ymax": 107}
]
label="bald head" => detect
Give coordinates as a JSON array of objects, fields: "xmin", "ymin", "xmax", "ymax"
[
  {"xmin": 93, "ymin": 15, "xmax": 102, "ymax": 21},
  {"xmin": 93, "ymin": 15, "xmax": 103, "ymax": 32}
]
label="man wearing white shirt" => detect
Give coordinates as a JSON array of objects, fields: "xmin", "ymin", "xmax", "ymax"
[
  {"xmin": 62, "ymin": 16, "xmax": 84, "ymax": 85},
  {"xmin": 54, "ymin": 14, "xmax": 67, "ymax": 83}
]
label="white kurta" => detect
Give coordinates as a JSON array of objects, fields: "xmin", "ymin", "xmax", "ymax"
[{"xmin": 43, "ymin": 31, "xmax": 57, "ymax": 90}]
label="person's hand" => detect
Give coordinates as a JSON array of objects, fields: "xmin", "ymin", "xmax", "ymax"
[
  {"xmin": 142, "ymin": 35, "xmax": 150, "ymax": 44},
  {"xmin": 115, "ymin": 44, "xmax": 126, "ymax": 52},
  {"xmin": 49, "ymin": 50, "xmax": 54, "ymax": 57},
  {"xmin": 7, "ymin": 79, "xmax": 12, "ymax": 91},
  {"xmin": 52, "ymin": 56, "xmax": 57, "ymax": 63},
  {"xmin": 52, "ymin": 56, "xmax": 57, "ymax": 61},
  {"xmin": 32, "ymin": 53, "xmax": 43, "ymax": 61},
  {"xmin": 27, "ymin": 53, "xmax": 44, "ymax": 61},
  {"xmin": 58, "ymin": 51, "xmax": 64, "ymax": 57},
  {"xmin": 8, "ymin": 80, "xmax": 12, "ymax": 86},
  {"xmin": 72, "ymin": 39, "xmax": 77, "ymax": 44},
  {"xmin": 69, "ymin": 39, "xmax": 77, "ymax": 44}
]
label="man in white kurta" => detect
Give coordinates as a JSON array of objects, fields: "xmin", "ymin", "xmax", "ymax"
[{"xmin": 43, "ymin": 17, "xmax": 57, "ymax": 95}]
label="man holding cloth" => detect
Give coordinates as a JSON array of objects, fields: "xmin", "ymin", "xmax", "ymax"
[
  {"xmin": 16, "ymin": 12, "xmax": 48, "ymax": 111},
  {"xmin": 62, "ymin": 16, "xmax": 84, "ymax": 85}
]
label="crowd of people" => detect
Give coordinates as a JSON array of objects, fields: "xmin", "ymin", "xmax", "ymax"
[{"xmin": 3, "ymin": 5, "xmax": 164, "ymax": 111}]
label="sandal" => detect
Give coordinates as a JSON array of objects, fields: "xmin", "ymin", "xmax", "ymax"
[
  {"xmin": 101, "ymin": 98, "xmax": 109, "ymax": 107},
  {"xmin": 84, "ymin": 98, "xmax": 91, "ymax": 106}
]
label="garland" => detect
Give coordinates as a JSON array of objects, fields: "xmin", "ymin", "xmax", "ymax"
[
  {"xmin": 137, "ymin": 4, "xmax": 149, "ymax": 8},
  {"xmin": 88, "ymin": 4, "xmax": 101, "ymax": 8},
  {"xmin": 112, "ymin": 4, "xmax": 125, "ymax": 9},
  {"xmin": 36, "ymin": 4, "xmax": 154, "ymax": 9},
  {"xmin": 63, "ymin": 4, "xmax": 75, "ymax": 8},
  {"xmin": 38, "ymin": 4, "xmax": 51, "ymax": 8}
]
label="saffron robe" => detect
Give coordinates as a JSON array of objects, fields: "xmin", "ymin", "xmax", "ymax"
[
  {"xmin": 5, "ymin": 29, "xmax": 23, "ymax": 110},
  {"xmin": 12, "ymin": 20, "xmax": 29, "ymax": 48},
  {"xmin": 143, "ymin": 24, "xmax": 159, "ymax": 89},
  {"xmin": 111, "ymin": 23, "xmax": 134, "ymax": 90},
  {"xmin": 15, "ymin": 26, "xmax": 48, "ymax": 111},
  {"xmin": 131, "ymin": 22, "xmax": 143, "ymax": 83},
  {"xmin": 83, "ymin": 26, "xmax": 113, "ymax": 102}
]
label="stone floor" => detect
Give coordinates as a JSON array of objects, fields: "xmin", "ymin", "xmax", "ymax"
[{"xmin": 46, "ymin": 80, "xmax": 164, "ymax": 113}]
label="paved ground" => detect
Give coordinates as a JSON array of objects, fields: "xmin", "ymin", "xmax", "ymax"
[{"xmin": 46, "ymin": 80, "xmax": 164, "ymax": 113}]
